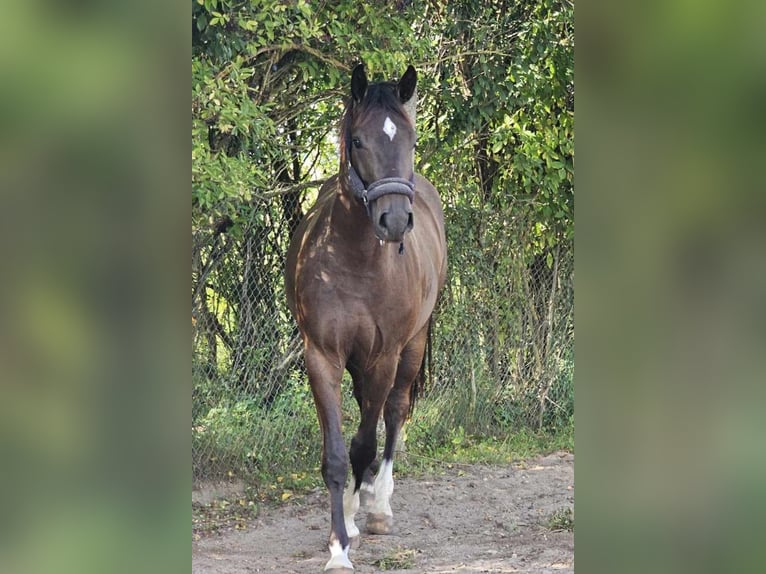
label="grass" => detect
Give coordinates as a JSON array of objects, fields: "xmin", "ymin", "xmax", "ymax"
[
  {"xmin": 373, "ymin": 547, "xmax": 417, "ymax": 570},
  {"xmin": 397, "ymin": 422, "xmax": 574, "ymax": 477},
  {"xmin": 547, "ymin": 507, "xmax": 574, "ymax": 531}
]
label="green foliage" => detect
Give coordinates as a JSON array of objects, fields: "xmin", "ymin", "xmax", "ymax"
[{"xmin": 192, "ymin": 379, "xmax": 320, "ymax": 479}]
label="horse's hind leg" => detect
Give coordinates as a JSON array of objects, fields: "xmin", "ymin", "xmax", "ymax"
[
  {"xmin": 346, "ymin": 360, "xmax": 393, "ymax": 542},
  {"xmin": 348, "ymin": 364, "xmax": 378, "ymax": 513},
  {"xmin": 359, "ymin": 460, "xmax": 379, "ymax": 510},
  {"xmin": 366, "ymin": 325, "xmax": 428, "ymax": 535}
]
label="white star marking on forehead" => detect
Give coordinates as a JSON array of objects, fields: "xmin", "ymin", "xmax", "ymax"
[{"xmin": 383, "ymin": 116, "xmax": 397, "ymax": 141}]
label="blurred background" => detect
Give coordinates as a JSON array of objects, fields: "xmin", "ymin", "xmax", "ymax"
[
  {"xmin": 577, "ymin": 0, "xmax": 766, "ymax": 572},
  {"xmin": 0, "ymin": 0, "xmax": 764, "ymax": 573},
  {"xmin": 0, "ymin": 1, "xmax": 188, "ymax": 573}
]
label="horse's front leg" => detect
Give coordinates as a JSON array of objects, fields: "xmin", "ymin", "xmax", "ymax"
[{"xmin": 306, "ymin": 347, "xmax": 353, "ymax": 572}]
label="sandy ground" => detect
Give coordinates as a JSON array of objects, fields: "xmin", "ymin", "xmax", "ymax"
[{"xmin": 192, "ymin": 451, "xmax": 574, "ymax": 573}]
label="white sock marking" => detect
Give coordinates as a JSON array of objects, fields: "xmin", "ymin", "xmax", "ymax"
[
  {"xmin": 343, "ymin": 485, "xmax": 360, "ymax": 538},
  {"xmin": 383, "ymin": 116, "xmax": 397, "ymax": 141},
  {"xmin": 361, "ymin": 482, "xmax": 375, "ymax": 494},
  {"xmin": 325, "ymin": 540, "xmax": 353, "ymax": 570},
  {"xmin": 371, "ymin": 459, "xmax": 394, "ymax": 516}
]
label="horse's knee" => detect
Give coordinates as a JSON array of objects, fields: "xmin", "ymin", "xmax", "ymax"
[{"xmin": 322, "ymin": 450, "xmax": 348, "ymax": 490}]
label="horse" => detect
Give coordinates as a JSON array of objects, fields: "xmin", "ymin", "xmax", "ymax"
[{"xmin": 285, "ymin": 63, "xmax": 447, "ymax": 572}]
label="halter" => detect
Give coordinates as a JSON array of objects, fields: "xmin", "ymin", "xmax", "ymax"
[{"xmin": 347, "ymin": 162, "xmax": 415, "ymax": 218}]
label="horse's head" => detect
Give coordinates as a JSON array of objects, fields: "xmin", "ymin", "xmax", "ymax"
[{"xmin": 341, "ymin": 64, "xmax": 418, "ymax": 243}]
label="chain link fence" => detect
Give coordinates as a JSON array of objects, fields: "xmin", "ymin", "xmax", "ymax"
[{"xmin": 192, "ymin": 198, "xmax": 573, "ymax": 484}]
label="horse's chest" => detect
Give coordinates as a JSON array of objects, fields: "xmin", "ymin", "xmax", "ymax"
[{"xmin": 300, "ymin": 267, "xmax": 420, "ymax": 346}]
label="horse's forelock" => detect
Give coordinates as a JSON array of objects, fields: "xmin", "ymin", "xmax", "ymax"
[
  {"xmin": 346, "ymin": 83, "xmax": 412, "ymax": 134},
  {"xmin": 362, "ymin": 82, "xmax": 413, "ymax": 128}
]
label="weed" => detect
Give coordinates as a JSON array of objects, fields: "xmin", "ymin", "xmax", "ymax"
[
  {"xmin": 374, "ymin": 547, "xmax": 417, "ymax": 570},
  {"xmin": 547, "ymin": 507, "xmax": 574, "ymax": 531}
]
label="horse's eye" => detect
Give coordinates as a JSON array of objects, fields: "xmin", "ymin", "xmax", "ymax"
[{"xmin": 352, "ymin": 137, "xmax": 362, "ymax": 149}]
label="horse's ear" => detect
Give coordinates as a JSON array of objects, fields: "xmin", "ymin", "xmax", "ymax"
[
  {"xmin": 398, "ymin": 65, "xmax": 417, "ymax": 103},
  {"xmin": 351, "ymin": 64, "xmax": 367, "ymax": 103}
]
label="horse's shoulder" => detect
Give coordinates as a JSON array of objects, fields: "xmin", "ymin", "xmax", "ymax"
[
  {"xmin": 294, "ymin": 178, "xmax": 338, "ymax": 239},
  {"xmin": 413, "ymin": 174, "xmax": 441, "ymax": 207},
  {"xmin": 413, "ymin": 172, "xmax": 435, "ymax": 191}
]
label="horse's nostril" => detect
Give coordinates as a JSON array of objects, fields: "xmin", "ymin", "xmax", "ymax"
[
  {"xmin": 407, "ymin": 212, "xmax": 414, "ymax": 229},
  {"xmin": 379, "ymin": 212, "xmax": 388, "ymax": 229}
]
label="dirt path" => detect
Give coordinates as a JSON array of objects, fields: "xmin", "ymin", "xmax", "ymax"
[{"xmin": 192, "ymin": 451, "xmax": 574, "ymax": 573}]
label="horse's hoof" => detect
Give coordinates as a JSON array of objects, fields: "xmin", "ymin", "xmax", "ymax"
[
  {"xmin": 366, "ymin": 513, "xmax": 394, "ymax": 534},
  {"xmin": 324, "ymin": 569, "xmax": 354, "ymax": 573},
  {"xmin": 324, "ymin": 545, "xmax": 353, "ymax": 572},
  {"xmin": 349, "ymin": 535, "xmax": 361, "ymax": 549}
]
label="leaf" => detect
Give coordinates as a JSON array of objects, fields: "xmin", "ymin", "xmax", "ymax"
[
  {"xmin": 281, "ymin": 491, "xmax": 293, "ymax": 501},
  {"xmin": 196, "ymin": 12, "xmax": 207, "ymax": 31}
]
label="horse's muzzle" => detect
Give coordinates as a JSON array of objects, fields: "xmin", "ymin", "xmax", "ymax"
[
  {"xmin": 348, "ymin": 166, "xmax": 415, "ymax": 242},
  {"xmin": 371, "ymin": 192, "xmax": 414, "ymax": 243}
]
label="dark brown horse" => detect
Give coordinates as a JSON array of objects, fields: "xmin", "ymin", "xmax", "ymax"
[{"xmin": 285, "ymin": 64, "xmax": 447, "ymax": 572}]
